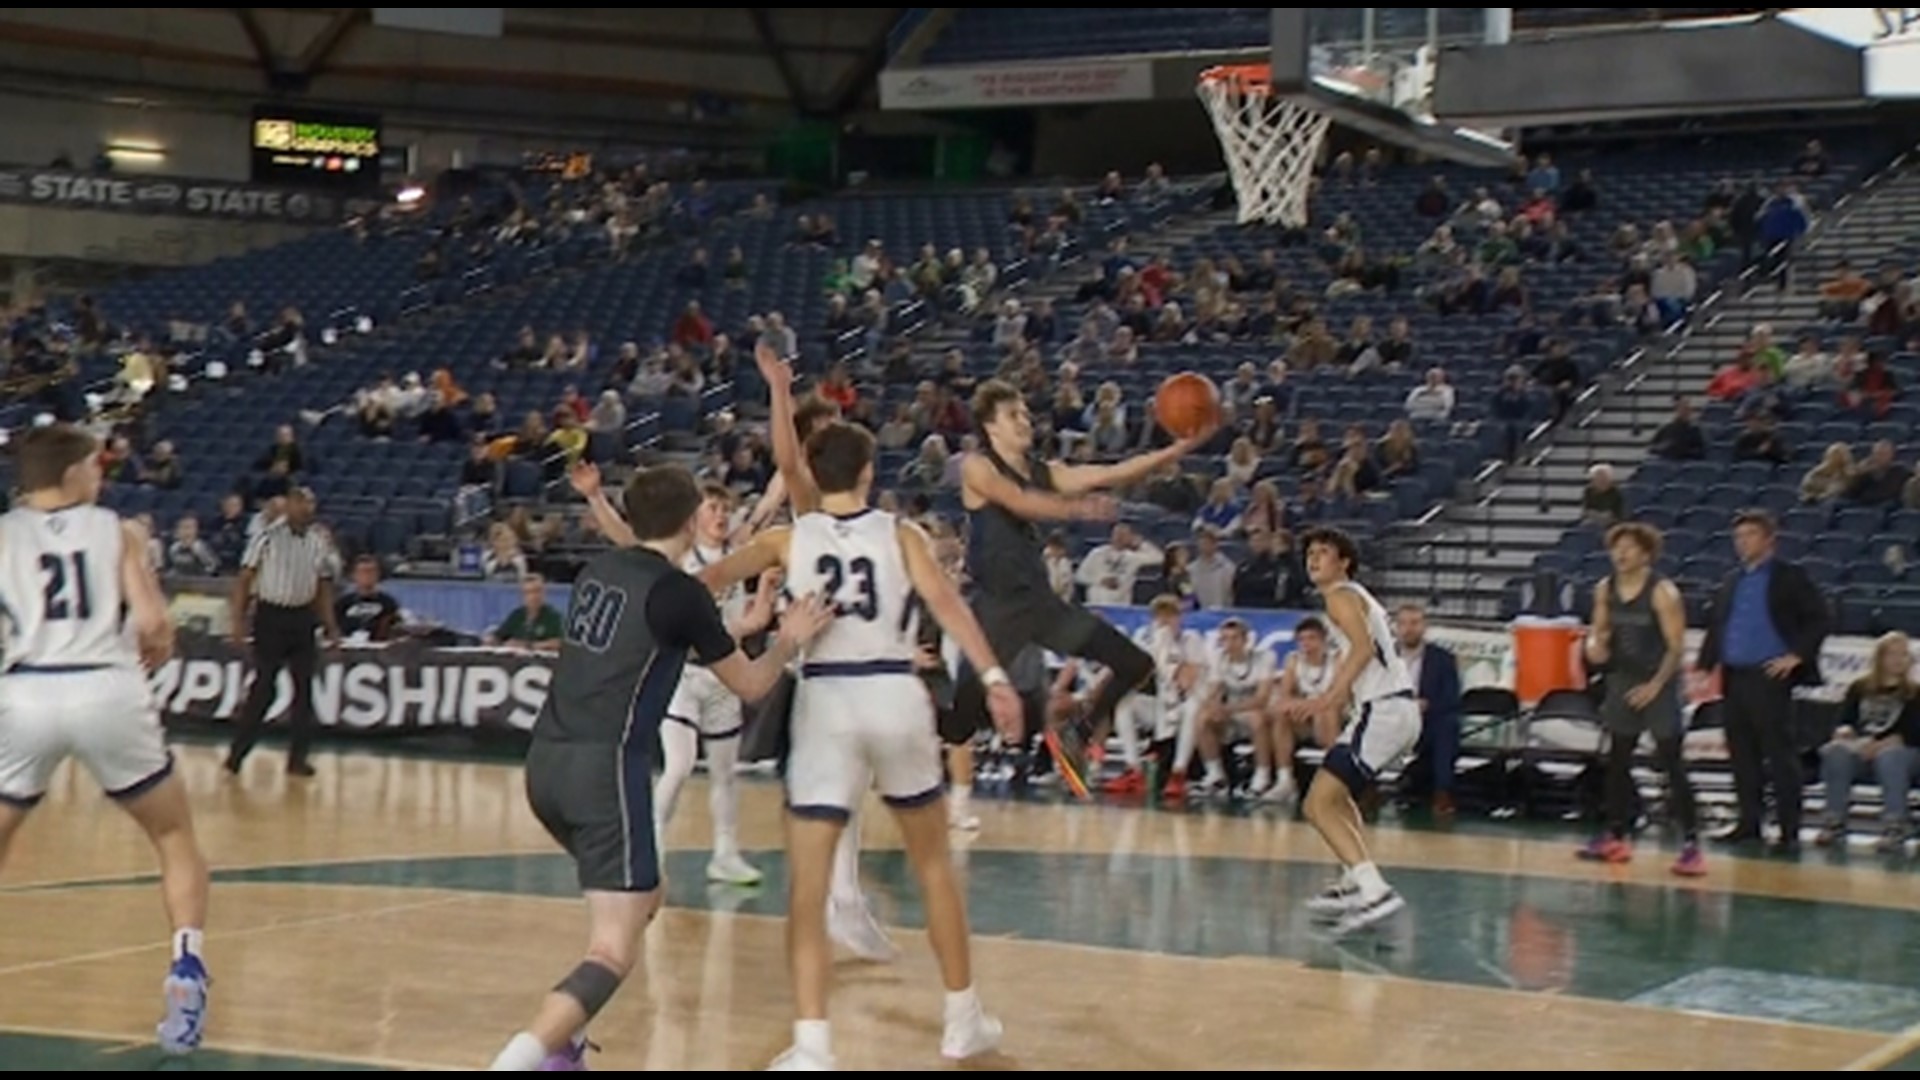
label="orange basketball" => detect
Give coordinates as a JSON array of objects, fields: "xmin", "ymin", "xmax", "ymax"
[{"xmin": 1154, "ymin": 372, "xmax": 1221, "ymax": 439}]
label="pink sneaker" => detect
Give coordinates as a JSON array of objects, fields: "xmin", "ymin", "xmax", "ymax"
[
  {"xmin": 1576, "ymin": 836, "xmax": 1632, "ymax": 864},
  {"xmin": 1671, "ymin": 842, "xmax": 1706, "ymax": 878}
]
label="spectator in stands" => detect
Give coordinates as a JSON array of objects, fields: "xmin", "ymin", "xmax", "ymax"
[
  {"xmin": 1190, "ymin": 529, "xmax": 1236, "ymax": 610},
  {"xmin": 1137, "ymin": 162, "xmax": 1171, "ymax": 203},
  {"xmin": 1742, "ymin": 323, "xmax": 1788, "ymax": 376},
  {"xmin": 510, "ymin": 411, "xmax": 549, "ymax": 460},
  {"xmin": 1194, "ymin": 479, "xmax": 1244, "ymax": 536},
  {"xmin": 1757, "ymin": 181, "xmax": 1810, "ymax": 288},
  {"xmin": 1289, "ymin": 474, "xmax": 1332, "ymax": 523},
  {"xmin": 1288, "ymin": 418, "xmax": 1330, "ymax": 475},
  {"xmin": 1328, "ymin": 440, "xmax": 1381, "ymax": 499},
  {"xmin": 878, "ymin": 404, "xmax": 919, "ymax": 451},
  {"xmin": 488, "ymin": 574, "xmax": 563, "ymax": 652},
  {"xmin": 257, "ymin": 425, "xmax": 304, "ymax": 474},
  {"xmin": 545, "ymin": 411, "xmax": 588, "ymax": 466},
  {"xmin": 1866, "ymin": 267, "xmax": 1912, "ymax": 337},
  {"xmin": 461, "ymin": 440, "xmax": 495, "ymax": 488},
  {"xmin": 539, "ymin": 334, "xmax": 569, "ymax": 369},
  {"xmin": 1377, "ymin": 420, "xmax": 1420, "ymax": 481},
  {"xmin": 1796, "ymin": 138, "xmax": 1830, "ymax": 178},
  {"xmin": 500, "ymin": 327, "xmax": 541, "ymax": 370},
  {"xmin": 1818, "ymin": 631, "xmax": 1920, "ymax": 850},
  {"xmin": 1527, "ymin": 153, "xmax": 1561, "ymax": 194},
  {"xmin": 1078, "ymin": 524, "xmax": 1163, "ymax": 606},
  {"xmin": 671, "ymin": 301, "xmax": 714, "ymax": 349},
  {"xmin": 960, "ymin": 248, "xmax": 998, "ymax": 313},
  {"xmin": 1377, "ymin": 317, "xmax": 1415, "ymax": 371},
  {"xmin": 761, "ymin": 311, "xmax": 799, "ymax": 359},
  {"xmin": 1731, "ymin": 412, "xmax": 1790, "ymax": 466},
  {"xmin": 1845, "ymin": 351, "xmax": 1900, "ymax": 418},
  {"xmin": 1242, "ymin": 480, "xmax": 1284, "ymax": 537},
  {"xmin": 1223, "ymin": 437, "xmax": 1261, "ymax": 491},
  {"xmin": 418, "ymin": 392, "xmax": 464, "ymax": 444},
  {"xmin": 1650, "ymin": 398, "xmax": 1707, "ymax": 461},
  {"xmin": 1906, "ymin": 471, "xmax": 1920, "ymax": 511},
  {"xmin": 1848, "ymin": 441, "xmax": 1909, "ymax": 507},
  {"xmin": 1781, "ymin": 335, "xmax": 1833, "ymax": 390},
  {"xmin": 483, "ymin": 522, "xmax": 529, "ymax": 581},
  {"xmin": 1243, "ymin": 395, "xmax": 1284, "ymax": 454},
  {"xmin": 1833, "ymin": 335, "xmax": 1868, "ymax": 388},
  {"xmin": 1650, "ymin": 254, "xmax": 1697, "ymax": 323},
  {"xmin": 1404, "ymin": 367, "xmax": 1456, "ymax": 423},
  {"xmin": 899, "ymin": 435, "xmax": 950, "ymax": 489},
  {"xmin": 1234, "ymin": 527, "xmax": 1304, "ymax": 610},
  {"xmin": 1160, "ymin": 543, "xmax": 1196, "ymax": 610},
  {"xmin": 1107, "ymin": 326, "xmax": 1141, "ymax": 366},
  {"xmin": 202, "ymin": 494, "xmax": 246, "ymax": 566},
  {"xmin": 1581, "ymin": 464, "xmax": 1627, "ymax": 525},
  {"xmin": 1414, "ymin": 224, "xmax": 1460, "ymax": 272},
  {"xmin": 337, "ymin": 556, "xmax": 405, "ymax": 644},
  {"xmin": 165, "ymin": 516, "xmax": 219, "ymax": 578},
  {"xmin": 586, "ymin": 391, "xmax": 625, "ymax": 436},
  {"xmin": 1414, "ymin": 175, "xmax": 1451, "ymax": 218},
  {"xmin": 1706, "ymin": 352, "xmax": 1764, "ymax": 402},
  {"xmin": 1489, "ymin": 267, "xmax": 1529, "ymax": 313},
  {"xmin": 1335, "ymin": 316, "xmax": 1380, "ymax": 375},
  {"xmin": 668, "ymin": 350, "xmax": 706, "ymax": 399},
  {"xmin": 1487, "ymin": 366, "xmax": 1532, "ymax": 462},
  {"xmin": 138, "ymin": 440, "xmax": 181, "ymax": 489},
  {"xmin": 556, "ymin": 386, "xmax": 591, "ymax": 425},
  {"xmin": 1801, "ymin": 443, "xmax": 1858, "ymax": 503},
  {"xmin": 98, "ymin": 436, "xmax": 138, "ymax": 485},
  {"xmin": 723, "ymin": 245, "xmax": 749, "ymax": 290},
  {"xmin": 1286, "ymin": 317, "xmax": 1337, "ymax": 370},
  {"xmin": 1820, "ymin": 260, "xmax": 1872, "ymax": 321}
]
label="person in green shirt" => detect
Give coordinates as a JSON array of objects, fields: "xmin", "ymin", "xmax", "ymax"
[{"xmin": 488, "ymin": 574, "xmax": 566, "ymax": 652}]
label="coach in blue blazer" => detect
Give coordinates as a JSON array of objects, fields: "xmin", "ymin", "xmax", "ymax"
[{"xmin": 1394, "ymin": 604, "xmax": 1464, "ymax": 817}]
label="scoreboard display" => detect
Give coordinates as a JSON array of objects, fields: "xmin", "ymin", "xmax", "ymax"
[{"xmin": 250, "ymin": 107, "xmax": 383, "ymax": 192}]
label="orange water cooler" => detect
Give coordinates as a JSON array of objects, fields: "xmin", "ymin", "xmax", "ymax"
[{"xmin": 1511, "ymin": 616, "xmax": 1587, "ymax": 706}]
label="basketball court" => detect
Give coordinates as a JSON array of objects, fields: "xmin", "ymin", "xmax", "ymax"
[{"xmin": 1, "ymin": 743, "xmax": 1918, "ymax": 1071}]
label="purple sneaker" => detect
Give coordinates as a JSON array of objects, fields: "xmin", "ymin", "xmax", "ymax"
[{"xmin": 539, "ymin": 1036, "xmax": 595, "ymax": 1071}]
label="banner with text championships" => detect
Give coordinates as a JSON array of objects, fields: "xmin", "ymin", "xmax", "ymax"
[
  {"xmin": 0, "ymin": 169, "xmax": 354, "ymax": 224},
  {"xmin": 152, "ymin": 634, "xmax": 549, "ymax": 735}
]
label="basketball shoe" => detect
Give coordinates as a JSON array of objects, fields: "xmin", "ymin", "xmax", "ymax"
[{"xmin": 156, "ymin": 953, "xmax": 209, "ymax": 1055}]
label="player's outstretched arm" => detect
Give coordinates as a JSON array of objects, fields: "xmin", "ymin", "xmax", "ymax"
[
  {"xmin": 708, "ymin": 593, "xmax": 834, "ymax": 704},
  {"xmin": 568, "ymin": 461, "xmax": 638, "ymax": 548},
  {"xmin": 756, "ymin": 342, "xmax": 821, "ymax": 515},
  {"xmin": 120, "ymin": 519, "xmax": 176, "ymax": 669},
  {"xmin": 1047, "ymin": 422, "xmax": 1220, "ymax": 496},
  {"xmin": 960, "ymin": 453, "xmax": 1116, "ymax": 524},
  {"xmin": 899, "ymin": 520, "xmax": 1025, "ymax": 739},
  {"xmin": 698, "ymin": 526, "xmax": 790, "ymax": 596}
]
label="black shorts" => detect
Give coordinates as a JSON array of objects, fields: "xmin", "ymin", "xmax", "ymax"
[
  {"xmin": 525, "ymin": 738, "xmax": 658, "ymax": 893},
  {"xmin": 950, "ymin": 590, "xmax": 1133, "ymax": 737},
  {"xmin": 741, "ymin": 670, "xmax": 798, "ymax": 766}
]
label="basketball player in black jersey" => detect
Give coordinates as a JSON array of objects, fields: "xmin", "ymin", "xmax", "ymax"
[{"xmin": 954, "ymin": 379, "xmax": 1217, "ymax": 798}]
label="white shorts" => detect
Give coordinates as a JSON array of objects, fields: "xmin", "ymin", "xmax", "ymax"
[
  {"xmin": 1326, "ymin": 694, "xmax": 1422, "ymax": 794},
  {"xmin": 1123, "ymin": 694, "xmax": 1199, "ymax": 742},
  {"xmin": 0, "ymin": 666, "xmax": 174, "ymax": 806},
  {"xmin": 665, "ymin": 664, "xmax": 745, "ymax": 740},
  {"xmin": 787, "ymin": 668, "xmax": 942, "ymax": 821}
]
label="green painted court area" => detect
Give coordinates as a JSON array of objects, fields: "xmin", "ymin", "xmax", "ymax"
[{"xmin": 10, "ymin": 846, "xmax": 1920, "ymax": 1068}]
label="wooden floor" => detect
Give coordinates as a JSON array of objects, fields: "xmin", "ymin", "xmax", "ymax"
[{"xmin": 4, "ymin": 743, "xmax": 1920, "ymax": 1071}]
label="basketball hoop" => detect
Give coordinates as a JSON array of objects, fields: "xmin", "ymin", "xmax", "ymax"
[{"xmin": 1196, "ymin": 64, "xmax": 1330, "ymax": 229}]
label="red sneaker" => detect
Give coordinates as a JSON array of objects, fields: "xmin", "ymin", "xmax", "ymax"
[
  {"xmin": 1103, "ymin": 767, "xmax": 1145, "ymax": 796},
  {"xmin": 1162, "ymin": 774, "xmax": 1188, "ymax": 803}
]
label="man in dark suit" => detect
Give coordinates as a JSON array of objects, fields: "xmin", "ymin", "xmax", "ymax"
[
  {"xmin": 1696, "ymin": 509, "xmax": 1829, "ymax": 856},
  {"xmin": 1394, "ymin": 603, "xmax": 1465, "ymax": 819}
]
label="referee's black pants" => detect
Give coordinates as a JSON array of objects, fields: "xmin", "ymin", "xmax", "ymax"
[{"xmin": 228, "ymin": 603, "xmax": 320, "ymax": 768}]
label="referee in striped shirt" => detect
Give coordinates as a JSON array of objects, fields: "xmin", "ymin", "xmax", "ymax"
[{"xmin": 224, "ymin": 486, "xmax": 342, "ymax": 778}]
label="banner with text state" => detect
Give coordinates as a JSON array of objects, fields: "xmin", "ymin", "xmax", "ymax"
[
  {"xmin": 880, "ymin": 59, "xmax": 1154, "ymax": 110},
  {"xmin": 0, "ymin": 169, "xmax": 357, "ymax": 224}
]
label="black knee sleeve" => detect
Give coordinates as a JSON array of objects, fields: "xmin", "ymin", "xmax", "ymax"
[{"xmin": 554, "ymin": 960, "xmax": 624, "ymax": 1020}]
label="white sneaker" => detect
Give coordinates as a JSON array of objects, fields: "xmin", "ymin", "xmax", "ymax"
[
  {"xmin": 1258, "ymin": 775, "xmax": 1298, "ymax": 805},
  {"xmin": 949, "ymin": 804, "xmax": 982, "ymax": 832},
  {"xmin": 1304, "ymin": 880, "xmax": 1358, "ymax": 917},
  {"xmin": 940, "ymin": 1007, "xmax": 1004, "ymax": 1060},
  {"xmin": 707, "ymin": 851, "xmax": 764, "ymax": 886},
  {"xmin": 1192, "ymin": 775, "xmax": 1229, "ymax": 800},
  {"xmin": 1329, "ymin": 889, "xmax": 1406, "ymax": 937},
  {"xmin": 767, "ymin": 1045, "xmax": 835, "ymax": 1071},
  {"xmin": 828, "ymin": 896, "xmax": 898, "ymax": 963}
]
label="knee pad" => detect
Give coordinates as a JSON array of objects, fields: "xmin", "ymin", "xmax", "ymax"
[{"xmin": 554, "ymin": 960, "xmax": 624, "ymax": 1020}]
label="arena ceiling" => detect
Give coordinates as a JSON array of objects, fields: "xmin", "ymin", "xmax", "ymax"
[{"xmin": 0, "ymin": 8, "xmax": 901, "ymax": 140}]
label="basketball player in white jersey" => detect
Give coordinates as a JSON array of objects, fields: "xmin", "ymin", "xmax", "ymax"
[
  {"xmin": 0, "ymin": 425, "xmax": 212, "ymax": 1053},
  {"xmin": 1193, "ymin": 617, "xmax": 1276, "ymax": 798},
  {"xmin": 659, "ymin": 483, "xmax": 776, "ymax": 884},
  {"xmin": 1259, "ymin": 615, "xmax": 1343, "ymax": 804},
  {"xmin": 749, "ymin": 343, "xmax": 905, "ymax": 962},
  {"xmin": 1284, "ymin": 527, "xmax": 1420, "ymax": 936},
  {"xmin": 702, "ymin": 421, "xmax": 1020, "ymax": 1070},
  {"xmin": 1131, "ymin": 596, "xmax": 1208, "ymax": 802}
]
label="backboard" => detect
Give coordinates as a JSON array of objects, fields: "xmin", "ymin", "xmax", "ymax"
[{"xmin": 1271, "ymin": 8, "xmax": 1517, "ymax": 166}]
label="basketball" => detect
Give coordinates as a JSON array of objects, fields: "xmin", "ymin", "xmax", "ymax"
[{"xmin": 1154, "ymin": 372, "xmax": 1221, "ymax": 439}]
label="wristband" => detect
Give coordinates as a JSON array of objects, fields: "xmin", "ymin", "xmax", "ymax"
[{"xmin": 981, "ymin": 666, "xmax": 1011, "ymax": 688}]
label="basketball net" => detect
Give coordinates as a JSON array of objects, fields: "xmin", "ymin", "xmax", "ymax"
[{"xmin": 1197, "ymin": 65, "xmax": 1330, "ymax": 229}]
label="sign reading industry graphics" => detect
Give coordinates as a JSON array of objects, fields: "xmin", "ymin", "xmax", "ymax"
[
  {"xmin": 879, "ymin": 59, "xmax": 1154, "ymax": 110},
  {"xmin": 250, "ymin": 106, "xmax": 383, "ymax": 193},
  {"xmin": 0, "ymin": 169, "xmax": 351, "ymax": 224}
]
